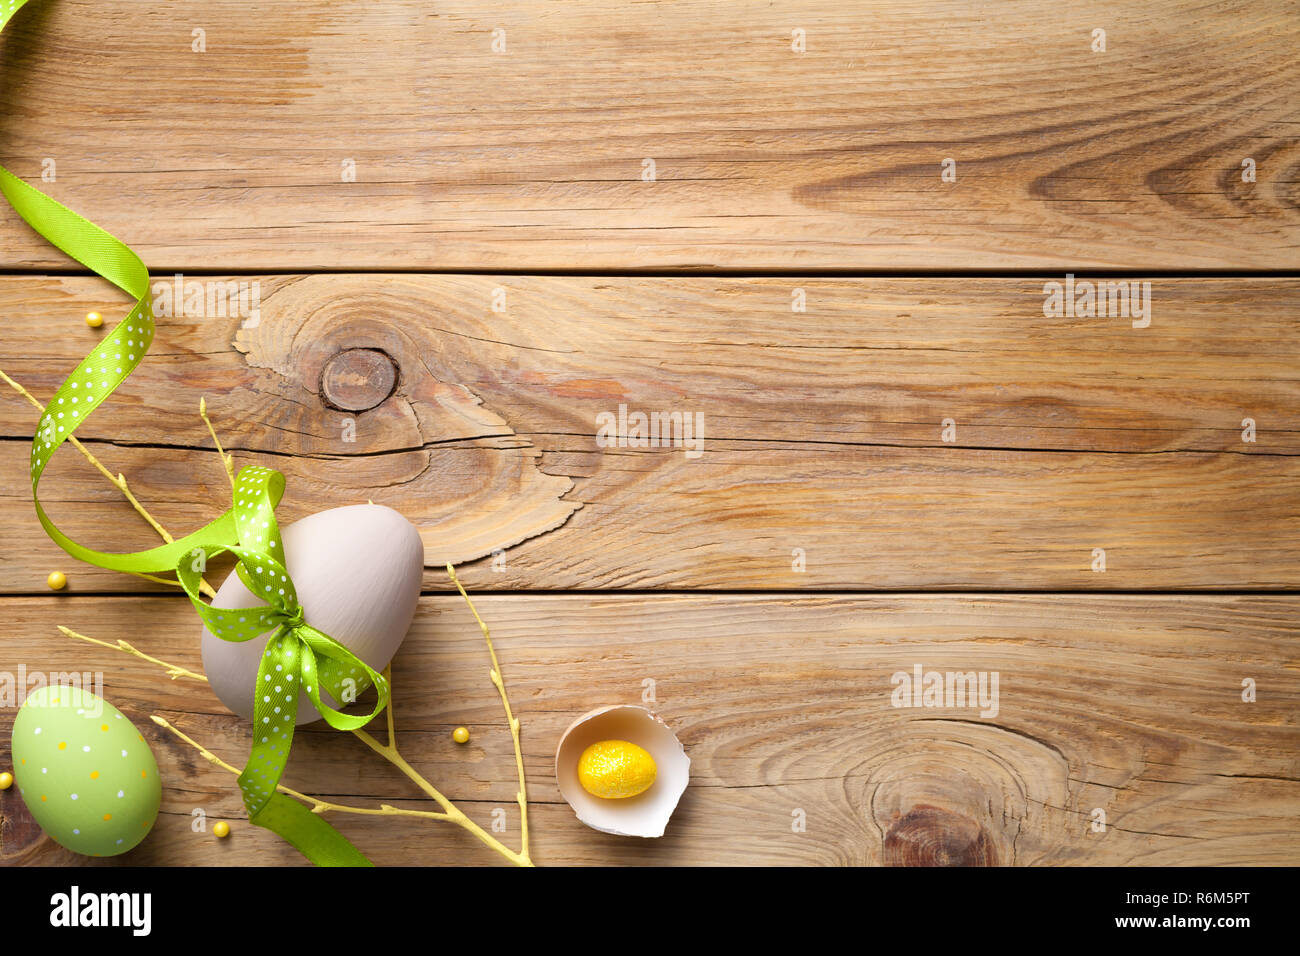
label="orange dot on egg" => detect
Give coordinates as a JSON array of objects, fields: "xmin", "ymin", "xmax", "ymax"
[
  {"xmin": 101, "ymin": 725, "xmax": 109, "ymax": 732},
  {"xmin": 140, "ymin": 770, "xmax": 147, "ymax": 778},
  {"xmin": 57, "ymin": 742, "xmax": 66, "ymax": 751},
  {"xmin": 40, "ymin": 794, "xmax": 47, "ymax": 802},
  {"xmin": 102, "ymin": 813, "xmax": 112, "ymax": 821}
]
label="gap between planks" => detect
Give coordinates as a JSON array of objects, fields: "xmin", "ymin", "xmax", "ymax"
[
  {"xmin": 9, "ymin": 589, "xmax": 1300, "ymax": 598},
  {"xmin": 1, "ymin": 268, "xmax": 1299, "ymax": 279},
  {"xmin": 2, "ymin": 432, "xmax": 1298, "ymax": 460}
]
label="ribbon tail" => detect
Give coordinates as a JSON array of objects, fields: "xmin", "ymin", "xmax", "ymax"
[
  {"xmin": 249, "ymin": 792, "xmax": 373, "ymax": 867},
  {"xmin": 238, "ymin": 627, "xmax": 376, "ymax": 866}
]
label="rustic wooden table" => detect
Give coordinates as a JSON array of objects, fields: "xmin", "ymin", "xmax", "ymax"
[{"xmin": 1, "ymin": 1, "xmax": 1297, "ymax": 866}]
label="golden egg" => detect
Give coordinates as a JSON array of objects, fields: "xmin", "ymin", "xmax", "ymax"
[
  {"xmin": 577, "ymin": 739, "xmax": 657, "ymax": 799},
  {"xmin": 46, "ymin": 571, "xmax": 67, "ymax": 591},
  {"xmin": 85, "ymin": 311, "xmax": 104, "ymax": 328}
]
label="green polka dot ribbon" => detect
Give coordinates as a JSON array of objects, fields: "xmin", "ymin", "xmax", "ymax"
[
  {"xmin": 174, "ymin": 468, "xmax": 390, "ymax": 852},
  {"xmin": 1, "ymin": 0, "xmax": 386, "ymax": 866}
]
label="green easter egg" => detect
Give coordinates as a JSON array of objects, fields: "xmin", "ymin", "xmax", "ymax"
[{"xmin": 10, "ymin": 685, "xmax": 161, "ymax": 857}]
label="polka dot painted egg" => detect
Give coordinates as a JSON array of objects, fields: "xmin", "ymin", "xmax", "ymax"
[{"xmin": 10, "ymin": 685, "xmax": 161, "ymax": 857}]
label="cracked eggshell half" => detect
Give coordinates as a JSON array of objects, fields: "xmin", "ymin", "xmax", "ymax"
[
  {"xmin": 201, "ymin": 503, "xmax": 424, "ymax": 725},
  {"xmin": 555, "ymin": 705, "xmax": 690, "ymax": 837}
]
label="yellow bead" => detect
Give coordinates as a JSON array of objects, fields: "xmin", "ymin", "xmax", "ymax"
[
  {"xmin": 0, "ymin": 771, "xmax": 13, "ymax": 790},
  {"xmin": 576, "ymin": 739, "xmax": 657, "ymax": 799},
  {"xmin": 85, "ymin": 311, "xmax": 103, "ymax": 328},
  {"xmin": 213, "ymin": 821, "xmax": 230, "ymax": 838},
  {"xmin": 452, "ymin": 726, "xmax": 470, "ymax": 744},
  {"xmin": 46, "ymin": 571, "xmax": 67, "ymax": 591}
]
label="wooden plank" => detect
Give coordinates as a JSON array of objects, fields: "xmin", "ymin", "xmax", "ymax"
[
  {"xmin": 1, "ymin": 594, "xmax": 1296, "ymax": 866},
  {"xmin": 1, "ymin": 275, "xmax": 1297, "ymax": 591},
  {"xmin": 6, "ymin": 436, "xmax": 1300, "ymax": 593},
  {"xmin": 6, "ymin": 275, "xmax": 1298, "ymax": 455},
  {"xmin": 1, "ymin": 1, "xmax": 1297, "ymax": 271}
]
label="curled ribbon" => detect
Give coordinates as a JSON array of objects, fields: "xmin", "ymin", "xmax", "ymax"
[{"xmin": 1, "ymin": 0, "xmax": 384, "ymax": 865}]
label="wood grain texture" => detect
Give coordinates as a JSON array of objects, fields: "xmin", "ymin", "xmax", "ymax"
[
  {"xmin": 0, "ymin": 0, "xmax": 1295, "ymax": 874},
  {"xmin": 1, "ymin": 0, "xmax": 1297, "ymax": 271},
  {"xmin": 1, "ymin": 594, "xmax": 1295, "ymax": 866},
  {"xmin": 1, "ymin": 275, "xmax": 1296, "ymax": 592}
]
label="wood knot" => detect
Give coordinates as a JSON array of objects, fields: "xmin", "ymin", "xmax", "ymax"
[
  {"xmin": 319, "ymin": 348, "xmax": 398, "ymax": 412},
  {"xmin": 883, "ymin": 805, "xmax": 997, "ymax": 866}
]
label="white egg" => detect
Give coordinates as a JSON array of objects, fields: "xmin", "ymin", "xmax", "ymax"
[
  {"xmin": 555, "ymin": 705, "xmax": 691, "ymax": 838},
  {"xmin": 201, "ymin": 503, "xmax": 424, "ymax": 725}
]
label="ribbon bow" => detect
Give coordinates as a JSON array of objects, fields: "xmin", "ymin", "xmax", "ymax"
[
  {"xmin": 1, "ymin": 0, "xmax": 384, "ymax": 865},
  {"xmin": 174, "ymin": 466, "xmax": 391, "ymax": 864}
]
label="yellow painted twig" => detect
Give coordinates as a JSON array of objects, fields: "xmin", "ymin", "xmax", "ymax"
[
  {"xmin": 0, "ymin": 366, "xmax": 217, "ymax": 599},
  {"xmin": 446, "ymin": 562, "xmax": 531, "ymax": 861},
  {"xmin": 59, "ymin": 625, "xmax": 206, "ymax": 682},
  {"xmin": 65, "ymin": 625, "xmax": 534, "ymax": 865},
  {"xmin": 150, "ymin": 714, "xmax": 450, "ymax": 822},
  {"xmin": 198, "ymin": 396, "xmax": 236, "ymax": 493}
]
